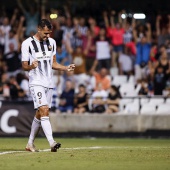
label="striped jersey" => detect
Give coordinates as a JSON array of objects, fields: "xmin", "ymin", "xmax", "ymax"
[{"xmin": 21, "ymin": 36, "xmax": 56, "ymax": 88}]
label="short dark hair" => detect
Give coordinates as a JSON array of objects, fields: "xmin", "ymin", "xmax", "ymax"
[{"xmin": 38, "ymin": 19, "xmax": 53, "ymax": 30}]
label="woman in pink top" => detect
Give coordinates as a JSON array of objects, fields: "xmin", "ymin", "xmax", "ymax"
[{"xmin": 103, "ymin": 10, "xmax": 124, "ymax": 67}]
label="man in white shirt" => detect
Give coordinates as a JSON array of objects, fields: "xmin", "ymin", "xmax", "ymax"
[{"xmin": 21, "ymin": 19, "xmax": 75, "ymax": 152}]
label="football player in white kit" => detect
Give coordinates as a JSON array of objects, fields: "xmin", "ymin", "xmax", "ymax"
[{"xmin": 21, "ymin": 19, "xmax": 75, "ymax": 152}]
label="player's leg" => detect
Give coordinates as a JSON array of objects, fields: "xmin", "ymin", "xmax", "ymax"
[
  {"xmin": 38, "ymin": 88, "xmax": 61, "ymax": 152},
  {"xmin": 26, "ymin": 87, "xmax": 42, "ymax": 152}
]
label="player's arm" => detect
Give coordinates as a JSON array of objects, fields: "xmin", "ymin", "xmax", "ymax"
[
  {"xmin": 52, "ymin": 55, "xmax": 75, "ymax": 71},
  {"xmin": 22, "ymin": 60, "xmax": 38, "ymax": 71}
]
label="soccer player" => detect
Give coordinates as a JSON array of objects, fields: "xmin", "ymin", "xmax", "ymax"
[{"xmin": 21, "ymin": 19, "xmax": 75, "ymax": 152}]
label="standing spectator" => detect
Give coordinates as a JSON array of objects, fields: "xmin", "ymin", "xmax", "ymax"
[
  {"xmin": 79, "ymin": 17, "xmax": 88, "ymax": 36},
  {"xmin": 82, "ymin": 28, "xmax": 96, "ymax": 74},
  {"xmin": 156, "ymin": 15, "xmax": 170, "ymax": 47},
  {"xmin": 88, "ymin": 17, "xmax": 100, "ymax": 37},
  {"xmin": 17, "ymin": 0, "xmax": 39, "ymax": 37},
  {"xmin": 134, "ymin": 23, "xmax": 152, "ymax": 81},
  {"xmin": 103, "ymin": 11, "xmax": 125, "ymax": 67},
  {"xmin": 154, "ymin": 66, "xmax": 166, "ymax": 95},
  {"xmin": 4, "ymin": 30, "xmax": 18, "ymax": 54},
  {"xmin": 56, "ymin": 44, "xmax": 70, "ymax": 66},
  {"xmin": 155, "ymin": 51, "xmax": 170, "ymax": 79},
  {"xmin": 65, "ymin": 37, "xmax": 89, "ymax": 92},
  {"xmin": 57, "ymin": 80, "xmax": 75, "ymax": 113},
  {"xmin": 74, "ymin": 84, "xmax": 89, "ymax": 114},
  {"xmin": 118, "ymin": 46, "xmax": 133, "ymax": 75},
  {"xmin": 0, "ymin": 17, "xmax": 11, "ymax": 55},
  {"xmin": 90, "ymin": 60, "xmax": 111, "ymax": 91},
  {"xmin": 95, "ymin": 27, "xmax": 112, "ymax": 70},
  {"xmin": 3, "ymin": 43, "xmax": 21, "ymax": 77}
]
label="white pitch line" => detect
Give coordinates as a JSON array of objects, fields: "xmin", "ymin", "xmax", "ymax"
[{"xmin": 0, "ymin": 146, "xmax": 169, "ymax": 155}]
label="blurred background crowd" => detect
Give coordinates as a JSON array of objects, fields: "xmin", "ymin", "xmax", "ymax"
[{"xmin": 0, "ymin": 0, "xmax": 170, "ymax": 114}]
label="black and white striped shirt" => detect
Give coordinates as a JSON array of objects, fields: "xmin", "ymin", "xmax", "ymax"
[{"xmin": 21, "ymin": 36, "xmax": 56, "ymax": 88}]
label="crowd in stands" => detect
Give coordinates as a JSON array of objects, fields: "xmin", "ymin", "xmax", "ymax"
[{"xmin": 0, "ymin": 0, "xmax": 170, "ymax": 114}]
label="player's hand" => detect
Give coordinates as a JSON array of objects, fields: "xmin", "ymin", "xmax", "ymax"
[
  {"xmin": 31, "ymin": 60, "xmax": 38, "ymax": 69},
  {"xmin": 66, "ymin": 64, "xmax": 75, "ymax": 72}
]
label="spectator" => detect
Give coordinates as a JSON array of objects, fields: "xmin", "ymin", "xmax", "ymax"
[
  {"xmin": 138, "ymin": 79, "xmax": 149, "ymax": 96},
  {"xmin": 65, "ymin": 38, "xmax": 89, "ymax": 92},
  {"xmin": 154, "ymin": 66, "xmax": 166, "ymax": 95},
  {"xmin": 82, "ymin": 28, "xmax": 96, "ymax": 74},
  {"xmin": 79, "ymin": 17, "xmax": 88, "ymax": 36},
  {"xmin": 16, "ymin": 73, "xmax": 30, "ymax": 99},
  {"xmin": 118, "ymin": 46, "xmax": 133, "ymax": 75},
  {"xmin": 105, "ymin": 85, "xmax": 121, "ymax": 114},
  {"xmin": 134, "ymin": 23, "xmax": 152, "ymax": 81},
  {"xmin": 4, "ymin": 30, "xmax": 18, "ymax": 55},
  {"xmin": 103, "ymin": 11, "xmax": 125, "ymax": 67},
  {"xmin": 74, "ymin": 84, "xmax": 89, "ymax": 114},
  {"xmin": 0, "ymin": 73, "xmax": 8, "ymax": 96},
  {"xmin": 57, "ymin": 80, "xmax": 75, "ymax": 114},
  {"xmin": 8, "ymin": 76, "xmax": 26, "ymax": 100},
  {"xmin": 156, "ymin": 15, "xmax": 170, "ymax": 47},
  {"xmin": 17, "ymin": 0, "xmax": 39, "ymax": 37},
  {"xmin": 90, "ymin": 60, "xmax": 111, "ymax": 91},
  {"xmin": 3, "ymin": 43, "xmax": 21, "ymax": 77},
  {"xmin": 88, "ymin": 17, "xmax": 100, "ymax": 37},
  {"xmin": 154, "ymin": 50, "xmax": 170, "ymax": 81},
  {"xmin": 0, "ymin": 17, "xmax": 11, "ymax": 55},
  {"xmin": 91, "ymin": 83, "xmax": 108, "ymax": 113},
  {"xmin": 56, "ymin": 44, "xmax": 70, "ymax": 66},
  {"xmin": 95, "ymin": 27, "xmax": 112, "ymax": 70}
]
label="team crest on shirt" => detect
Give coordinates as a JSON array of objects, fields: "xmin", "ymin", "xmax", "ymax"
[{"xmin": 48, "ymin": 45, "xmax": 52, "ymax": 50}]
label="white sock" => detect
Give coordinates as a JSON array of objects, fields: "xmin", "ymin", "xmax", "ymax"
[
  {"xmin": 28, "ymin": 117, "xmax": 41, "ymax": 145},
  {"xmin": 40, "ymin": 116, "xmax": 55, "ymax": 146}
]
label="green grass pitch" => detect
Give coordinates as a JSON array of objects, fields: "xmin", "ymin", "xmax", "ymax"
[{"xmin": 0, "ymin": 138, "xmax": 170, "ymax": 170}]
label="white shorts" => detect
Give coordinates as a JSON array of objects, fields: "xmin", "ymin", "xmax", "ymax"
[{"xmin": 30, "ymin": 86, "xmax": 53, "ymax": 109}]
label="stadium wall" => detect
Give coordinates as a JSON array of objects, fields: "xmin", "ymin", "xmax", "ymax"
[
  {"xmin": 0, "ymin": 101, "xmax": 170, "ymax": 137},
  {"xmin": 50, "ymin": 113, "xmax": 170, "ymax": 133}
]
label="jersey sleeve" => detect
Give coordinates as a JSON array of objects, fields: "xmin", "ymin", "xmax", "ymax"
[{"xmin": 21, "ymin": 40, "xmax": 30, "ymax": 61}]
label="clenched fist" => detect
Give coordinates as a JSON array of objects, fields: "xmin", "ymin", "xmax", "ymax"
[
  {"xmin": 31, "ymin": 60, "xmax": 38, "ymax": 69},
  {"xmin": 66, "ymin": 64, "xmax": 75, "ymax": 72}
]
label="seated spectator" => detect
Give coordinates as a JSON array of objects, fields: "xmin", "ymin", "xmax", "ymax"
[
  {"xmin": 138, "ymin": 79, "xmax": 149, "ymax": 96},
  {"xmin": 16, "ymin": 73, "xmax": 30, "ymax": 99},
  {"xmin": 8, "ymin": 75, "xmax": 26, "ymax": 100},
  {"xmin": 105, "ymin": 85, "xmax": 121, "ymax": 114},
  {"xmin": 57, "ymin": 80, "xmax": 74, "ymax": 114},
  {"xmin": 91, "ymin": 83, "xmax": 108, "ymax": 113},
  {"xmin": 74, "ymin": 84, "xmax": 89, "ymax": 114},
  {"xmin": 90, "ymin": 60, "xmax": 111, "ymax": 91},
  {"xmin": 0, "ymin": 73, "xmax": 9, "ymax": 99}
]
